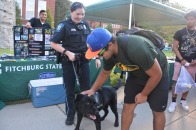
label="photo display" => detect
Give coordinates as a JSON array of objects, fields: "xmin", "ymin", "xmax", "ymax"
[{"xmin": 14, "ymin": 26, "xmax": 55, "ymax": 57}]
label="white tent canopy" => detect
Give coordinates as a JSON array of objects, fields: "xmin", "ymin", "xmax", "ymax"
[{"xmin": 84, "ymin": 0, "xmax": 186, "ymax": 27}]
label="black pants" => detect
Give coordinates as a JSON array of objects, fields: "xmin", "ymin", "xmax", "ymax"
[{"xmin": 62, "ymin": 58, "xmax": 90, "ymax": 120}]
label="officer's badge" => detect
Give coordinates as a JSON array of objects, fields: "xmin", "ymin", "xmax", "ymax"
[
  {"xmin": 56, "ymin": 23, "xmax": 64, "ymax": 32},
  {"xmin": 71, "ymin": 28, "xmax": 76, "ymax": 31},
  {"xmin": 83, "ymin": 25, "xmax": 86, "ymax": 30}
]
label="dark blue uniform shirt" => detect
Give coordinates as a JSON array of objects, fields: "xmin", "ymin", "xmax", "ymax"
[{"xmin": 50, "ymin": 18, "xmax": 91, "ymax": 53}]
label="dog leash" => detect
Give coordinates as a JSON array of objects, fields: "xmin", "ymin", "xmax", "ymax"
[{"xmin": 72, "ymin": 61, "xmax": 80, "ymax": 86}]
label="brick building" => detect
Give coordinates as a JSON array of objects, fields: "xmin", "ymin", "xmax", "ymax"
[
  {"xmin": 88, "ymin": 21, "xmax": 125, "ymax": 35},
  {"xmin": 16, "ymin": 0, "xmax": 55, "ymax": 25},
  {"xmin": 15, "ymin": 0, "xmax": 124, "ymax": 33}
]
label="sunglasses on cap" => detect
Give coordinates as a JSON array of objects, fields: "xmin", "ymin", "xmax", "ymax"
[{"xmin": 98, "ymin": 44, "xmax": 109, "ymax": 56}]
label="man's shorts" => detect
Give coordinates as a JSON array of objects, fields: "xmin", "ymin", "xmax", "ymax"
[
  {"xmin": 172, "ymin": 62, "xmax": 196, "ymax": 81},
  {"xmin": 124, "ymin": 76, "xmax": 169, "ymax": 112}
]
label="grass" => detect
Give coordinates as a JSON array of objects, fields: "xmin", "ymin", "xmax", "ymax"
[
  {"xmin": 0, "ymin": 48, "xmax": 14, "ymax": 55},
  {"xmin": 162, "ymin": 50, "xmax": 175, "ymax": 58},
  {"xmin": 0, "ymin": 49, "xmax": 174, "ymax": 57}
]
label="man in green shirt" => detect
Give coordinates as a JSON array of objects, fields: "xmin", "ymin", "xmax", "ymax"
[{"xmin": 82, "ymin": 28, "xmax": 169, "ymax": 130}]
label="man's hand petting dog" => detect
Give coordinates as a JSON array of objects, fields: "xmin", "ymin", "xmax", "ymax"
[
  {"xmin": 81, "ymin": 88, "xmax": 95, "ymax": 96},
  {"xmin": 74, "ymin": 79, "xmax": 122, "ymax": 130}
]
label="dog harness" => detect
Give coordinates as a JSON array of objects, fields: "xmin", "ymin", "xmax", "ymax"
[{"xmin": 93, "ymin": 92, "xmax": 103, "ymax": 109}]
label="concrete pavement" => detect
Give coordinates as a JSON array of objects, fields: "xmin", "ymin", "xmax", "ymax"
[{"xmin": 1, "ymin": 86, "xmax": 196, "ymax": 130}]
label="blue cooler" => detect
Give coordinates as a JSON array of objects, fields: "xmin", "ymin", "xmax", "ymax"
[{"xmin": 29, "ymin": 77, "xmax": 66, "ymax": 108}]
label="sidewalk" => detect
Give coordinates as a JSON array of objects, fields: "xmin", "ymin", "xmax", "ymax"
[{"xmin": 1, "ymin": 86, "xmax": 196, "ymax": 130}]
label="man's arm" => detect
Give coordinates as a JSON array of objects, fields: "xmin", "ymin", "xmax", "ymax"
[
  {"xmin": 25, "ymin": 18, "xmax": 35, "ymax": 28},
  {"xmin": 25, "ymin": 22, "xmax": 32, "ymax": 28},
  {"xmin": 135, "ymin": 58, "xmax": 162, "ymax": 104},
  {"xmin": 173, "ymin": 39, "xmax": 186, "ymax": 65},
  {"xmin": 141, "ymin": 58, "xmax": 162, "ymax": 96}
]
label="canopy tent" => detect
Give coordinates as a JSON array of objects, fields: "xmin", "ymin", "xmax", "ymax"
[{"xmin": 84, "ymin": 0, "xmax": 186, "ymax": 28}]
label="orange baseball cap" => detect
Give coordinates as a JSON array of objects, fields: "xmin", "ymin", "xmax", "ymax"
[{"xmin": 85, "ymin": 28, "xmax": 112, "ymax": 59}]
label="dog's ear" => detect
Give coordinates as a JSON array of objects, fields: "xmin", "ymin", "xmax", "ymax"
[
  {"xmin": 75, "ymin": 93, "xmax": 84, "ymax": 102},
  {"xmin": 89, "ymin": 95, "xmax": 96, "ymax": 103}
]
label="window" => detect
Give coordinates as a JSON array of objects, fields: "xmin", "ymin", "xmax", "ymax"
[
  {"xmin": 16, "ymin": 0, "xmax": 22, "ymax": 16},
  {"xmin": 26, "ymin": 0, "xmax": 35, "ymax": 20},
  {"xmin": 38, "ymin": 0, "xmax": 46, "ymax": 17},
  {"xmin": 102, "ymin": 23, "xmax": 107, "ymax": 28}
]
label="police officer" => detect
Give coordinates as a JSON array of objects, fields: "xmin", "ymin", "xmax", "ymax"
[{"xmin": 50, "ymin": 2, "xmax": 101, "ymax": 125}]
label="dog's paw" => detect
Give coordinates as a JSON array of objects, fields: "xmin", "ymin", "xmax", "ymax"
[
  {"xmin": 100, "ymin": 117, "xmax": 105, "ymax": 121},
  {"xmin": 114, "ymin": 122, "xmax": 119, "ymax": 127}
]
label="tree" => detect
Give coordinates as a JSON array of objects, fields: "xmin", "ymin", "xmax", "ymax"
[
  {"xmin": 95, "ymin": 22, "xmax": 101, "ymax": 28},
  {"xmin": 169, "ymin": 2, "xmax": 188, "ymax": 11},
  {"xmin": 153, "ymin": 0, "xmax": 188, "ymax": 11},
  {"xmin": 143, "ymin": 25, "xmax": 184, "ymax": 47},
  {"xmin": 105, "ymin": 23, "xmax": 113, "ymax": 33},
  {"xmin": 46, "ymin": 9, "xmax": 54, "ymax": 28},
  {"xmin": 153, "ymin": 0, "xmax": 169, "ymax": 4},
  {"xmin": 15, "ymin": 2, "xmax": 22, "ymax": 26},
  {"xmin": 55, "ymin": 0, "xmax": 71, "ymax": 28}
]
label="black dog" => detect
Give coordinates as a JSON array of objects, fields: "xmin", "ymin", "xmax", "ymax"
[{"xmin": 74, "ymin": 79, "xmax": 122, "ymax": 130}]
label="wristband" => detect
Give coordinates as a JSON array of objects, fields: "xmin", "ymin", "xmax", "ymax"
[
  {"xmin": 62, "ymin": 49, "xmax": 67, "ymax": 55},
  {"xmin": 185, "ymin": 62, "xmax": 190, "ymax": 66},
  {"xmin": 180, "ymin": 58, "xmax": 184, "ymax": 62}
]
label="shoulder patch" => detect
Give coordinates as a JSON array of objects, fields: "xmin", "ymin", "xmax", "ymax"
[{"xmin": 56, "ymin": 23, "xmax": 64, "ymax": 32}]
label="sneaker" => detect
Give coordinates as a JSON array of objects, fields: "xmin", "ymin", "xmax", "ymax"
[
  {"xmin": 180, "ymin": 100, "xmax": 189, "ymax": 111},
  {"xmin": 168, "ymin": 102, "xmax": 177, "ymax": 113},
  {"xmin": 65, "ymin": 118, "xmax": 74, "ymax": 125}
]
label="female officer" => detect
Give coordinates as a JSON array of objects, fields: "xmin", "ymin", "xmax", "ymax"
[{"xmin": 50, "ymin": 2, "xmax": 101, "ymax": 125}]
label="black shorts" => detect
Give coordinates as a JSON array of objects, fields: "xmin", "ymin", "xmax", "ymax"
[{"xmin": 124, "ymin": 76, "xmax": 169, "ymax": 112}]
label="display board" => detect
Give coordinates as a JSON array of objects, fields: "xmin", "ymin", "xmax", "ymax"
[
  {"xmin": 28, "ymin": 27, "xmax": 44, "ymax": 56},
  {"xmin": 14, "ymin": 26, "xmax": 29, "ymax": 57},
  {"xmin": 13, "ymin": 26, "xmax": 55, "ymax": 57},
  {"xmin": 44, "ymin": 28, "xmax": 55, "ymax": 56}
]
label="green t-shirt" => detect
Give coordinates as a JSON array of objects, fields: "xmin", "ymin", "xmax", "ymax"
[{"xmin": 103, "ymin": 35, "xmax": 168, "ymax": 79}]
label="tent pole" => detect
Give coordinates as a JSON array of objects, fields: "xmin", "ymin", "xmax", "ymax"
[
  {"xmin": 126, "ymin": 3, "xmax": 133, "ymax": 81},
  {"xmin": 128, "ymin": 3, "xmax": 133, "ymax": 29}
]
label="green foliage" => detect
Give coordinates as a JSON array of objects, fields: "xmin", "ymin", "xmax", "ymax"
[
  {"xmin": 95, "ymin": 22, "xmax": 101, "ymax": 28},
  {"xmin": 163, "ymin": 50, "xmax": 175, "ymax": 57},
  {"xmin": 110, "ymin": 67, "xmax": 125, "ymax": 86},
  {"xmin": 153, "ymin": 0, "xmax": 169, "ymax": 4},
  {"xmin": 143, "ymin": 25, "xmax": 184, "ymax": 47},
  {"xmin": 46, "ymin": 9, "xmax": 54, "ymax": 28},
  {"xmin": 169, "ymin": 2, "xmax": 188, "ymax": 11},
  {"xmin": 105, "ymin": 23, "xmax": 113, "ymax": 33},
  {"xmin": 15, "ymin": 2, "xmax": 22, "ymax": 26},
  {"xmin": 0, "ymin": 48, "xmax": 14, "ymax": 55},
  {"xmin": 122, "ymin": 26, "xmax": 128, "ymax": 30},
  {"xmin": 55, "ymin": 0, "xmax": 71, "ymax": 28}
]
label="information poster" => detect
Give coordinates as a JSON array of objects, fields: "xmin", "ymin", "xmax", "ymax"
[
  {"xmin": 14, "ymin": 26, "xmax": 29, "ymax": 57},
  {"xmin": 13, "ymin": 26, "xmax": 55, "ymax": 57},
  {"xmin": 28, "ymin": 28, "xmax": 44, "ymax": 56},
  {"xmin": 44, "ymin": 29, "xmax": 55, "ymax": 56}
]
